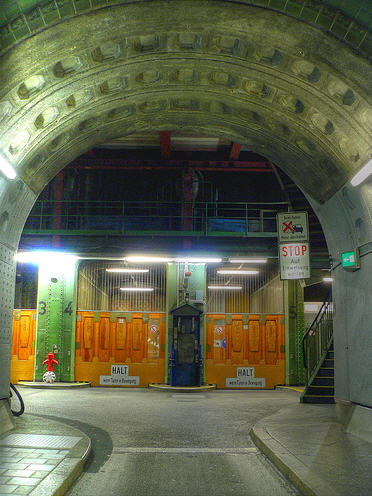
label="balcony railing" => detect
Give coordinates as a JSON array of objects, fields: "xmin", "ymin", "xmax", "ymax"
[{"xmin": 23, "ymin": 200, "xmax": 290, "ymax": 236}]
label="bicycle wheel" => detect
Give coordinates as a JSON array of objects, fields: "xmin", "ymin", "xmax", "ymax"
[{"xmin": 9, "ymin": 383, "xmax": 25, "ymax": 416}]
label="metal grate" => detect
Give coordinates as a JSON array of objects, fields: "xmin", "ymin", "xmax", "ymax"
[
  {"xmin": 77, "ymin": 260, "xmax": 166, "ymax": 312},
  {"xmin": 206, "ymin": 262, "xmax": 284, "ymax": 314}
]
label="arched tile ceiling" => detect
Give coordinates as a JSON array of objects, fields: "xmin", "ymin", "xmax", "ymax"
[
  {"xmin": 0, "ymin": 0, "xmax": 371, "ymax": 57},
  {"xmin": 0, "ymin": 1, "xmax": 371, "ymax": 204}
]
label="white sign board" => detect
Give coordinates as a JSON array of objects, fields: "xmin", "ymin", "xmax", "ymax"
[
  {"xmin": 226, "ymin": 366, "xmax": 266, "ymax": 388},
  {"xmin": 226, "ymin": 377, "xmax": 266, "ymax": 388},
  {"xmin": 279, "ymin": 242, "xmax": 310, "ymax": 279},
  {"xmin": 100, "ymin": 375, "xmax": 140, "ymax": 386},
  {"xmin": 100, "ymin": 364, "xmax": 139, "ymax": 386},
  {"xmin": 277, "ymin": 212, "xmax": 308, "ymax": 242}
]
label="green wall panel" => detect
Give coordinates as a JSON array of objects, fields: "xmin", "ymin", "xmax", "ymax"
[{"xmin": 34, "ymin": 257, "xmax": 78, "ymax": 382}]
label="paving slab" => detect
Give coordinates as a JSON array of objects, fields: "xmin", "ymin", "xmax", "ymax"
[
  {"xmin": 251, "ymin": 402, "xmax": 372, "ymax": 496},
  {"xmin": 0, "ymin": 412, "xmax": 90, "ymax": 496}
]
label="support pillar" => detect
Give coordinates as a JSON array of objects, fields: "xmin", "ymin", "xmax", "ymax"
[
  {"xmin": 284, "ymin": 280, "xmax": 297, "ymax": 385},
  {"xmin": 34, "ymin": 255, "xmax": 78, "ymax": 382},
  {"xmin": 284, "ymin": 280, "xmax": 305, "ymax": 385}
]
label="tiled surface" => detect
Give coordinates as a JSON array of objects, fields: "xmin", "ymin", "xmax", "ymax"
[
  {"xmin": 0, "ymin": 434, "xmax": 82, "ymax": 449},
  {"xmin": 0, "ymin": 447, "xmax": 68, "ymax": 495}
]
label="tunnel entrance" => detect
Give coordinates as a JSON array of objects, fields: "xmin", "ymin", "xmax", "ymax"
[{"xmin": 0, "ymin": 0, "xmax": 371, "ymax": 424}]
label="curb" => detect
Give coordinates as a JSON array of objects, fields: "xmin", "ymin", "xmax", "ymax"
[
  {"xmin": 29, "ymin": 434, "xmax": 91, "ymax": 496},
  {"xmin": 148, "ymin": 384, "xmax": 216, "ymax": 393},
  {"xmin": 3, "ymin": 416, "xmax": 92, "ymax": 496},
  {"xmin": 29, "ymin": 455, "xmax": 88, "ymax": 496},
  {"xmin": 18, "ymin": 382, "xmax": 91, "ymax": 389},
  {"xmin": 250, "ymin": 424, "xmax": 338, "ymax": 496}
]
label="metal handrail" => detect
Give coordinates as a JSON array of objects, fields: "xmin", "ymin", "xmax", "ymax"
[
  {"xmin": 24, "ymin": 199, "xmax": 289, "ymax": 234},
  {"xmin": 302, "ymin": 288, "xmax": 333, "ymax": 385}
]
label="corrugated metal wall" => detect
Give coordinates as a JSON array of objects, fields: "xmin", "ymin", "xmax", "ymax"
[
  {"xmin": 206, "ymin": 264, "xmax": 283, "ymax": 314},
  {"xmin": 77, "ymin": 261, "xmax": 166, "ymax": 312}
]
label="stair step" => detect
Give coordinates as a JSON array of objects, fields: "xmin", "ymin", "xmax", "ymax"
[
  {"xmin": 312, "ymin": 377, "xmax": 334, "ymax": 386},
  {"xmin": 323, "ymin": 359, "xmax": 334, "ymax": 368},
  {"xmin": 307, "ymin": 385, "xmax": 334, "ymax": 395},
  {"xmin": 318, "ymin": 368, "xmax": 334, "ymax": 377},
  {"xmin": 301, "ymin": 395, "xmax": 335, "ymax": 404}
]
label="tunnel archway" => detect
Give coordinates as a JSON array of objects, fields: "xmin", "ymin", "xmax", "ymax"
[{"xmin": 0, "ymin": 1, "xmax": 371, "ymax": 414}]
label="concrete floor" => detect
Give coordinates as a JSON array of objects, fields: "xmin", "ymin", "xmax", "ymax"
[{"xmin": 19, "ymin": 387, "xmax": 300, "ymax": 496}]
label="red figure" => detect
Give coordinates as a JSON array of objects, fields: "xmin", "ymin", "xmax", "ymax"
[{"xmin": 43, "ymin": 352, "xmax": 58, "ymax": 372}]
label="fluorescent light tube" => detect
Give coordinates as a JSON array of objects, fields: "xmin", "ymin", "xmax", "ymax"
[
  {"xmin": 351, "ymin": 159, "xmax": 372, "ymax": 186},
  {"xmin": 0, "ymin": 154, "xmax": 17, "ymax": 179},
  {"xmin": 217, "ymin": 270, "xmax": 259, "ymax": 275},
  {"xmin": 229, "ymin": 258, "xmax": 267, "ymax": 264},
  {"xmin": 106, "ymin": 268, "xmax": 149, "ymax": 273},
  {"xmin": 15, "ymin": 251, "xmax": 77, "ymax": 265},
  {"xmin": 304, "ymin": 303, "xmax": 319, "ymax": 312},
  {"xmin": 175, "ymin": 257, "xmax": 222, "ymax": 263},
  {"xmin": 323, "ymin": 277, "xmax": 333, "ymax": 282},
  {"xmin": 120, "ymin": 287, "xmax": 154, "ymax": 291},
  {"xmin": 208, "ymin": 285, "xmax": 242, "ymax": 290}
]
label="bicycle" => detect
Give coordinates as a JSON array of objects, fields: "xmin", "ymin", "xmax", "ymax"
[{"xmin": 9, "ymin": 383, "xmax": 24, "ymax": 416}]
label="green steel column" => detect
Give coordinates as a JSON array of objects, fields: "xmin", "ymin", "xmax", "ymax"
[
  {"xmin": 295, "ymin": 281, "xmax": 306, "ymax": 384},
  {"xmin": 284, "ymin": 280, "xmax": 305, "ymax": 385},
  {"xmin": 34, "ymin": 257, "xmax": 78, "ymax": 382},
  {"xmin": 165, "ymin": 263, "xmax": 178, "ymax": 384},
  {"xmin": 284, "ymin": 280, "xmax": 297, "ymax": 385}
]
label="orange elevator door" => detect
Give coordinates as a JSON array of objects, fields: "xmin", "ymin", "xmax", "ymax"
[
  {"xmin": 75, "ymin": 312, "xmax": 166, "ymax": 386},
  {"xmin": 206, "ymin": 314, "xmax": 285, "ymax": 389}
]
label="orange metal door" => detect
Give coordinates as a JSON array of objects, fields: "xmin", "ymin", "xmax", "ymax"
[
  {"xmin": 75, "ymin": 311, "xmax": 166, "ymax": 386},
  {"xmin": 206, "ymin": 314, "xmax": 285, "ymax": 389},
  {"xmin": 11, "ymin": 310, "xmax": 37, "ymax": 383}
]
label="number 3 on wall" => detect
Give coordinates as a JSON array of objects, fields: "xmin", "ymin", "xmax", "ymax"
[{"xmin": 38, "ymin": 301, "xmax": 46, "ymax": 315}]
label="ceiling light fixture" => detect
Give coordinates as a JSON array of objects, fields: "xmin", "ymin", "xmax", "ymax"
[
  {"xmin": 323, "ymin": 277, "xmax": 333, "ymax": 283},
  {"xmin": 175, "ymin": 257, "xmax": 222, "ymax": 263},
  {"xmin": 217, "ymin": 270, "xmax": 259, "ymax": 275},
  {"xmin": 229, "ymin": 258, "xmax": 267, "ymax": 264},
  {"xmin": 208, "ymin": 285, "xmax": 243, "ymax": 290},
  {"xmin": 15, "ymin": 251, "xmax": 77, "ymax": 266},
  {"xmin": 120, "ymin": 287, "xmax": 154, "ymax": 291},
  {"xmin": 106, "ymin": 268, "xmax": 149, "ymax": 273},
  {"xmin": 0, "ymin": 153, "xmax": 17, "ymax": 179},
  {"xmin": 304, "ymin": 303, "xmax": 319, "ymax": 312},
  {"xmin": 350, "ymin": 158, "xmax": 372, "ymax": 186}
]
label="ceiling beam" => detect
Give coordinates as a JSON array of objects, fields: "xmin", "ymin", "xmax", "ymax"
[
  {"xmin": 160, "ymin": 131, "xmax": 171, "ymax": 158},
  {"xmin": 229, "ymin": 142, "xmax": 242, "ymax": 161},
  {"xmin": 68, "ymin": 158, "xmax": 273, "ymax": 172}
]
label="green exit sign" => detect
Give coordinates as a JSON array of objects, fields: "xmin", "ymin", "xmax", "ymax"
[{"xmin": 341, "ymin": 249, "xmax": 360, "ymax": 270}]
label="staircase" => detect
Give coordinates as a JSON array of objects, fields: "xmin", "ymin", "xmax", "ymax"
[
  {"xmin": 301, "ymin": 290, "xmax": 334, "ymax": 404},
  {"xmin": 301, "ymin": 342, "xmax": 334, "ymax": 404}
]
